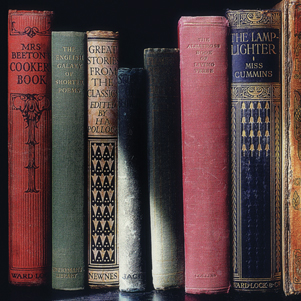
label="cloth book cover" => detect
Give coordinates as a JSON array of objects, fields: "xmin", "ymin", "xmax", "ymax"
[
  {"xmin": 226, "ymin": 9, "xmax": 282, "ymax": 291},
  {"xmin": 117, "ymin": 68, "xmax": 149, "ymax": 292},
  {"xmin": 178, "ymin": 16, "xmax": 231, "ymax": 294},
  {"xmin": 87, "ymin": 30, "xmax": 119, "ymax": 288},
  {"xmin": 144, "ymin": 48, "xmax": 184, "ymax": 290},
  {"xmin": 51, "ymin": 31, "xmax": 86, "ymax": 290},
  {"xmin": 8, "ymin": 9, "xmax": 53, "ymax": 286}
]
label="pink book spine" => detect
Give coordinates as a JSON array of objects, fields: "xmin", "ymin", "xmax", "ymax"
[{"xmin": 178, "ymin": 16, "xmax": 231, "ymax": 294}]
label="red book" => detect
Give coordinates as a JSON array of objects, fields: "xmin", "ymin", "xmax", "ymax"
[
  {"xmin": 178, "ymin": 16, "xmax": 230, "ymax": 294},
  {"xmin": 8, "ymin": 10, "xmax": 53, "ymax": 286}
]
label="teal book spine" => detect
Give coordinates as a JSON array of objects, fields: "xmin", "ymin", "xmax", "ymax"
[{"xmin": 51, "ymin": 31, "xmax": 86, "ymax": 290}]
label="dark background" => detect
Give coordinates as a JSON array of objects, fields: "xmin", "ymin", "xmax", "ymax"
[{"xmin": 1, "ymin": 0, "xmax": 297, "ymax": 300}]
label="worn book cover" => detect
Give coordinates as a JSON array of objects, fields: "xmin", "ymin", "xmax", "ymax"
[
  {"xmin": 226, "ymin": 9, "xmax": 282, "ymax": 291},
  {"xmin": 51, "ymin": 31, "xmax": 86, "ymax": 290},
  {"xmin": 117, "ymin": 68, "xmax": 148, "ymax": 292},
  {"xmin": 144, "ymin": 48, "xmax": 184, "ymax": 290},
  {"xmin": 275, "ymin": 0, "xmax": 301, "ymax": 295},
  {"xmin": 178, "ymin": 16, "xmax": 231, "ymax": 294},
  {"xmin": 87, "ymin": 30, "xmax": 119, "ymax": 288},
  {"xmin": 7, "ymin": 9, "xmax": 53, "ymax": 286}
]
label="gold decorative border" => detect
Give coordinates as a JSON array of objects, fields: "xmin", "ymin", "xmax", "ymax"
[
  {"xmin": 231, "ymin": 83, "xmax": 281, "ymax": 102},
  {"xmin": 227, "ymin": 10, "xmax": 281, "ymax": 29},
  {"xmin": 231, "ymin": 87, "xmax": 282, "ymax": 285},
  {"xmin": 231, "ymin": 104, "xmax": 238, "ymax": 277}
]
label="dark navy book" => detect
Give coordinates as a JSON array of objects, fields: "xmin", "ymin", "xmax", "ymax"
[{"xmin": 226, "ymin": 9, "xmax": 282, "ymax": 291}]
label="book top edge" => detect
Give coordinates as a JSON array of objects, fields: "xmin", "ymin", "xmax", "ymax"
[
  {"xmin": 144, "ymin": 48, "xmax": 179, "ymax": 53},
  {"xmin": 52, "ymin": 31, "xmax": 86, "ymax": 36},
  {"xmin": 178, "ymin": 16, "xmax": 229, "ymax": 27},
  {"xmin": 8, "ymin": 9, "xmax": 54, "ymax": 16},
  {"xmin": 86, "ymin": 30, "xmax": 119, "ymax": 39},
  {"xmin": 226, "ymin": 8, "xmax": 281, "ymax": 12},
  {"xmin": 118, "ymin": 67, "xmax": 144, "ymax": 72},
  {"xmin": 226, "ymin": 9, "xmax": 281, "ymax": 27}
]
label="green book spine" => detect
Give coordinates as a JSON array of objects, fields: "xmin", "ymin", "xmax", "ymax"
[{"xmin": 51, "ymin": 31, "xmax": 86, "ymax": 290}]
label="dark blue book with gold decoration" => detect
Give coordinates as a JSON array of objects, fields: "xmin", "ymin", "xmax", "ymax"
[{"xmin": 226, "ymin": 9, "xmax": 282, "ymax": 291}]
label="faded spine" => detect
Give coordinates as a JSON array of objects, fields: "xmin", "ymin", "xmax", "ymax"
[
  {"xmin": 51, "ymin": 31, "xmax": 86, "ymax": 290},
  {"xmin": 275, "ymin": 0, "xmax": 301, "ymax": 295},
  {"xmin": 117, "ymin": 68, "xmax": 148, "ymax": 292},
  {"xmin": 144, "ymin": 48, "xmax": 184, "ymax": 290},
  {"xmin": 178, "ymin": 16, "xmax": 231, "ymax": 294},
  {"xmin": 87, "ymin": 30, "xmax": 119, "ymax": 288}
]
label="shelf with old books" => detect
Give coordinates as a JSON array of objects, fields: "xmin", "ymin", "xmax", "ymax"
[{"xmin": 3, "ymin": 0, "xmax": 301, "ymax": 300}]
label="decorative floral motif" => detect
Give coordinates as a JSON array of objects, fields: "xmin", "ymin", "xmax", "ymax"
[{"xmin": 11, "ymin": 93, "xmax": 50, "ymax": 192}]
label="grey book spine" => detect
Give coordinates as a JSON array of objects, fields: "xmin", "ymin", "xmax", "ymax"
[
  {"xmin": 51, "ymin": 31, "xmax": 86, "ymax": 290},
  {"xmin": 144, "ymin": 48, "xmax": 184, "ymax": 289},
  {"xmin": 117, "ymin": 68, "xmax": 148, "ymax": 292}
]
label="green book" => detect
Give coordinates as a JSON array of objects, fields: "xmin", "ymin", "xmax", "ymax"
[{"xmin": 51, "ymin": 31, "xmax": 86, "ymax": 290}]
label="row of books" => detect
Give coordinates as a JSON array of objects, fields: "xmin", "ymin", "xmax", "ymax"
[{"xmin": 6, "ymin": 0, "xmax": 301, "ymax": 297}]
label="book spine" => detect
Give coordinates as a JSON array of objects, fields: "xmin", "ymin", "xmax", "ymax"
[
  {"xmin": 277, "ymin": 0, "xmax": 301, "ymax": 295},
  {"xmin": 226, "ymin": 9, "xmax": 282, "ymax": 291},
  {"xmin": 7, "ymin": 9, "xmax": 53, "ymax": 286},
  {"xmin": 117, "ymin": 68, "xmax": 148, "ymax": 292},
  {"xmin": 144, "ymin": 48, "xmax": 184, "ymax": 290},
  {"xmin": 87, "ymin": 30, "xmax": 119, "ymax": 288},
  {"xmin": 178, "ymin": 16, "xmax": 231, "ymax": 294},
  {"xmin": 51, "ymin": 31, "xmax": 86, "ymax": 290}
]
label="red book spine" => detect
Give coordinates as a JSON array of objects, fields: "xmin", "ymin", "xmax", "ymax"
[
  {"xmin": 178, "ymin": 16, "xmax": 230, "ymax": 294},
  {"xmin": 8, "ymin": 10, "xmax": 53, "ymax": 286}
]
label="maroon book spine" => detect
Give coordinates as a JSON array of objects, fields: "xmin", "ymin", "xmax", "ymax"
[
  {"xmin": 178, "ymin": 16, "xmax": 231, "ymax": 294},
  {"xmin": 8, "ymin": 10, "xmax": 53, "ymax": 286}
]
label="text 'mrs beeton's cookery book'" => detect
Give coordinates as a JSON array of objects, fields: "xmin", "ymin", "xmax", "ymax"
[
  {"xmin": 87, "ymin": 30, "xmax": 119, "ymax": 288},
  {"xmin": 51, "ymin": 31, "xmax": 86, "ymax": 290},
  {"xmin": 226, "ymin": 9, "xmax": 282, "ymax": 291},
  {"xmin": 8, "ymin": 9, "xmax": 53, "ymax": 286},
  {"xmin": 178, "ymin": 16, "xmax": 231, "ymax": 294}
]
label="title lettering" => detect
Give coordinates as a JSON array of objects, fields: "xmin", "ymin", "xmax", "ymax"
[
  {"xmin": 10, "ymin": 43, "xmax": 50, "ymax": 85},
  {"xmin": 231, "ymin": 31, "xmax": 278, "ymax": 56},
  {"xmin": 87, "ymin": 40, "xmax": 118, "ymax": 136}
]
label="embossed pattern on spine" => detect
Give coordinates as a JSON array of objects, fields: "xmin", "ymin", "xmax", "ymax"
[
  {"xmin": 8, "ymin": 9, "xmax": 53, "ymax": 286},
  {"xmin": 87, "ymin": 30, "xmax": 119, "ymax": 288},
  {"xmin": 227, "ymin": 9, "xmax": 282, "ymax": 291}
]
